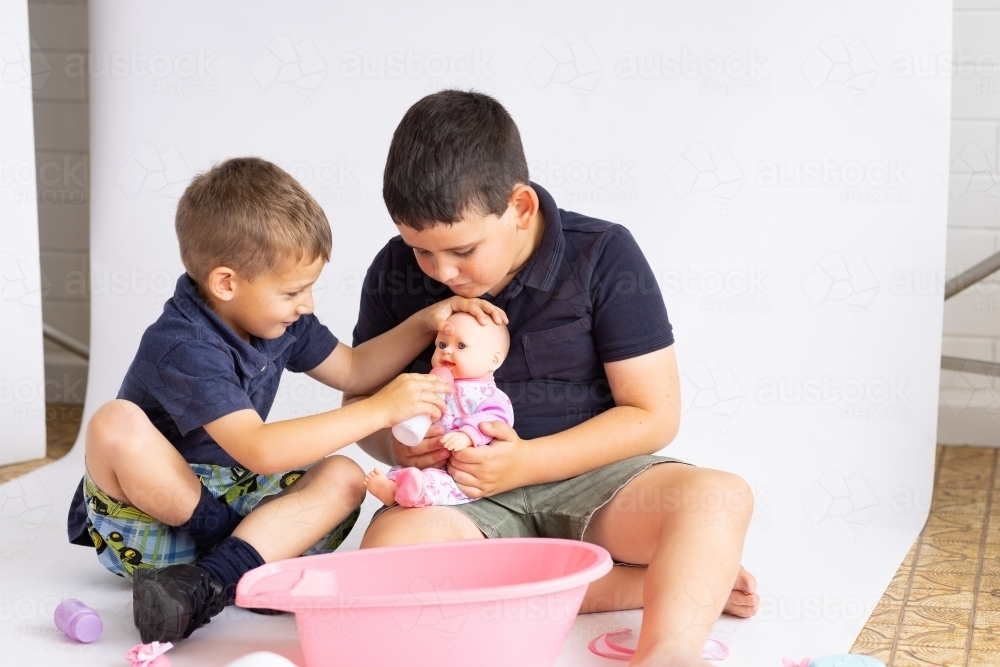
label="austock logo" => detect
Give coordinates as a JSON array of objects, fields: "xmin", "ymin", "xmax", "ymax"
[
  {"xmin": 391, "ymin": 578, "xmax": 468, "ymax": 650},
  {"xmin": 801, "ymin": 35, "xmax": 878, "ymax": 103},
  {"xmin": 667, "ymin": 143, "xmax": 744, "ymax": 211},
  {"xmin": 801, "ymin": 251, "xmax": 878, "ymax": 323},
  {"xmin": 252, "ymin": 35, "xmax": 327, "ymax": 101},
  {"xmin": 682, "ymin": 360, "xmax": 744, "ymax": 432},
  {"xmin": 526, "ymin": 34, "xmax": 603, "ymax": 104},
  {"xmin": 0, "ymin": 34, "xmax": 50, "ymax": 93},
  {"xmin": 116, "ymin": 143, "xmax": 192, "ymax": 200},
  {"xmin": 801, "ymin": 469, "xmax": 879, "ymax": 534}
]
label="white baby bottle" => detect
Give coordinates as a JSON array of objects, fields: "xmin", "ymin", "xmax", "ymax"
[{"xmin": 391, "ymin": 366, "xmax": 454, "ymax": 446}]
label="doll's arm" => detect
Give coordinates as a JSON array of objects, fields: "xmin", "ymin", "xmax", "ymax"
[
  {"xmin": 440, "ymin": 430, "xmax": 473, "ymax": 451},
  {"xmin": 457, "ymin": 392, "xmax": 515, "ymax": 447}
]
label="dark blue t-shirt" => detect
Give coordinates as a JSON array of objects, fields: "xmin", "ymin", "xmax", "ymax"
[
  {"xmin": 67, "ymin": 273, "xmax": 337, "ymax": 545},
  {"xmin": 352, "ymin": 182, "xmax": 674, "ymax": 442}
]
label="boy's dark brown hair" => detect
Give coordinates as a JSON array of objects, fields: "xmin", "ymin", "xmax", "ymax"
[
  {"xmin": 383, "ymin": 90, "xmax": 529, "ymax": 229},
  {"xmin": 176, "ymin": 157, "xmax": 331, "ymax": 284}
]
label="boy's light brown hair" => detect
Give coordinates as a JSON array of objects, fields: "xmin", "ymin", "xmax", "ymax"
[{"xmin": 176, "ymin": 157, "xmax": 331, "ymax": 284}]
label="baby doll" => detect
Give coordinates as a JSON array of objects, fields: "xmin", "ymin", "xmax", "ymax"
[{"xmin": 365, "ymin": 312, "xmax": 513, "ymax": 508}]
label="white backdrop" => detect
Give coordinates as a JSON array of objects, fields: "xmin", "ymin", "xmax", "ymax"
[
  {"xmin": 0, "ymin": 0, "xmax": 47, "ymax": 465},
  {"xmin": 0, "ymin": 1, "xmax": 952, "ymax": 666}
]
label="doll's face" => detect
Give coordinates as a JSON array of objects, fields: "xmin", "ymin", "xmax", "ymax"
[{"xmin": 431, "ymin": 312, "xmax": 507, "ymax": 379}]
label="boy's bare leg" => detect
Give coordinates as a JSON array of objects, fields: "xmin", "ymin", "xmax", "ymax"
[
  {"xmin": 361, "ymin": 465, "xmax": 756, "ymax": 665},
  {"xmin": 360, "ymin": 504, "xmax": 485, "ymax": 547},
  {"xmin": 87, "ymin": 399, "xmax": 366, "ymax": 563},
  {"xmin": 582, "ymin": 464, "xmax": 754, "ymax": 667},
  {"xmin": 364, "ymin": 468, "xmax": 399, "ymax": 507},
  {"xmin": 233, "ymin": 455, "xmax": 366, "ymax": 561},
  {"xmin": 362, "ymin": 473, "xmax": 757, "ymax": 615},
  {"xmin": 85, "ymin": 400, "xmax": 203, "ymax": 526},
  {"xmin": 579, "ymin": 563, "xmax": 759, "ymax": 617}
]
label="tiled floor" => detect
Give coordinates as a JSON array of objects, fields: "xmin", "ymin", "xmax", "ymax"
[
  {"xmin": 1, "ymin": 408, "xmax": 998, "ymax": 665},
  {"xmin": 0, "ymin": 404, "xmax": 81, "ymax": 484},
  {"xmin": 852, "ymin": 446, "xmax": 1000, "ymax": 666}
]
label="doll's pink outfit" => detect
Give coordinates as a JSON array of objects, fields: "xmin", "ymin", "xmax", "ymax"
[{"xmin": 387, "ymin": 375, "xmax": 513, "ymax": 507}]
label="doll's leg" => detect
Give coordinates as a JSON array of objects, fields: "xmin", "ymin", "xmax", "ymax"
[
  {"xmin": 392, "ymin": 468, "xmax": 431, "ymax": 507},
  {"xmin": 365, "ymin": 466, "xmax": 437, "ymax": 508},
  {"xmin": 394, "ymin": 467, "xmax": 473, "ymax": 507},
  {"xmin": 365, "ymin": 467, "xmax": 399, "ymax": 507}
]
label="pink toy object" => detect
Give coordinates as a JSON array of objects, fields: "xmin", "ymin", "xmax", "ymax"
[
  {"xmin": 237, "ymin": 538, "xmax": 612, "ymax": 667},
  {"xmin": 783, "ymin": 659, "xmax": 810, "ymax": 667},
  {"xmin": 392, "ymin": 366, "xmax": 454, "ymax": 446},
  {"xmin": 53, "ymin": 599, "xmax": 103, "ymax": 643},
  {"xmin": 392, "ymin": 466, "xmax": 432, "ymax": 506},
  {"xmin": 125, "ymin": 641, "xmax": 173, "ymax": 667},
  {"xmin": 588, "ymin": 628, "xmax": 729, "ymax": 662}
]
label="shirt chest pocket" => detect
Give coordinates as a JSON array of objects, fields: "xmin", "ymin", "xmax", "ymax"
[{"xmin": 521, "ymin": 316, "xmax": 600, "ymax": 381}]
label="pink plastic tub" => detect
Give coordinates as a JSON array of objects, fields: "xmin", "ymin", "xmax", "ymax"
[{"xmin": 236, "ymin": 538, "xmax": 612, "ymax": 667}]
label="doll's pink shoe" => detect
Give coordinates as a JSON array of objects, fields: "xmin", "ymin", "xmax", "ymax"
[{"xmin": 394, "ymin": 467, "xmax": 430, "ymax": 507}]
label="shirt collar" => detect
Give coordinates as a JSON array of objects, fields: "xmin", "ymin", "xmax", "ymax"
[
  {"xmin": 171, "ymin": 274, "xmax": 297, "ymax": 377},
  {"xmin": 498, "ymin": 181, "xmax": 565, "ymax": 299}
]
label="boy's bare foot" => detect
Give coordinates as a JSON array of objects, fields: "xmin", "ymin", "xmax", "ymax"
[
  {"xmin": 365, "ymin": 469, "xmax": 397, "ymax": 506},
  {"xmin": 723, "ymin": 566, "xmax": 759, "ymax": 617}
]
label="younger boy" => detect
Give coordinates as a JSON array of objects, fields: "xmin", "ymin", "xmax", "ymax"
[{"xmin": 66, "ymin": 157, "xmax": 506, "ymax": 643}]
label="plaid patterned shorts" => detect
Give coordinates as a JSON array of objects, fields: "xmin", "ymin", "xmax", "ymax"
[{"xmin": 82, "ymin": 463, "xmax": 359, "ymax": 579}]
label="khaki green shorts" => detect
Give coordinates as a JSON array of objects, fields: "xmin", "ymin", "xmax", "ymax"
[{"xmin": 371, "ymin": 454, "xmax": 684, "ymax": 542}]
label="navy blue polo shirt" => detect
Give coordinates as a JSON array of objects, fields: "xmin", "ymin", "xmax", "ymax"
[
  {"xmin": 67, "ymin": 273, "xmax": 337, "ymax": 545},
  {"xmin": 352, "ymin": 182, "xmax": 674, "ymax": 443}
]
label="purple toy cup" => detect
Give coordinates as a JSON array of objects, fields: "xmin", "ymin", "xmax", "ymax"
[{"xmin": 54, "ymin": 599, "xmax": 103, "ymax": 643}]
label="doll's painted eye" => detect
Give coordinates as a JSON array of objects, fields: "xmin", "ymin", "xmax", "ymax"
[
  {"xmin": 438, "ymin": 341, "xmax": 447, "ymax": 349},
  {"xmin": 458, "ymin": 342, "xmax": 466, "ymax": 349}
]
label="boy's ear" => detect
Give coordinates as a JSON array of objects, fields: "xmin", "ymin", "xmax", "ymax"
[
  {"xmin": 510, "ymin": 184, "xmax": 539, "ymax": 231},
  {"xmin": 491, "ymin": 350, "xmax": 505, "ymax": 369},
  {"xmin": 205, "ymin": 266, "xmax": 238, "ymax": 302}
]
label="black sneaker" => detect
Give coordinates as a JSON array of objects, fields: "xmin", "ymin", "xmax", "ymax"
[
  {"xmin": 133, "ymin": 564, "xmax": 229, "ymax": 642},
  {"xmin": 245, "ymin": 606, "xmax": 288, "ymax": 616}
]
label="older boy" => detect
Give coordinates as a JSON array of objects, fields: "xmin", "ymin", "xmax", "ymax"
[
  {"xmin": 347, "ymin": 91, "xmax": 759, "ymax": 667},
  {"xmin": 66, "ymin": 158, "xmax": 506, "ymax": 643}
]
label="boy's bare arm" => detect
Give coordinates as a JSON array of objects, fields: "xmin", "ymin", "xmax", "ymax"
[
  {"xmin": 448, "ymin": 345, "xmax": 681, "ymax": 496},
  {"xmin": 306, "ymin": 297, "xmax": 507, "ymax": 396},
  {"xmin": 306, "ymin": 323, "xmax": 432, "ymax": 398},
  {"xmin": 341, "ymin": 392, "xmax": 396, "ymax": 464},
  {"xmin": 202, "ymin": 373, "xmax": 450, "ymax": 475},
  {"xmin": 344, "ymin": 408, "xmax": 396, "ymax": 466}
]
